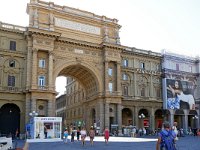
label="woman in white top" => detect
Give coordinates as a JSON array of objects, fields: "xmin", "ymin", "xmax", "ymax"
[
  {"xmin": 80, "ymin": 127, "xmax": 87, "ymax": 146},
  {"xmin": 167, "ymin": 80, "xmax": 195, "ymax": 110}
]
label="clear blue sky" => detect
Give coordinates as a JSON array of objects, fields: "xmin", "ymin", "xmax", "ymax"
[{"xmin": 1, "ymin": 0, "xmax": 200, "ymax": 95}]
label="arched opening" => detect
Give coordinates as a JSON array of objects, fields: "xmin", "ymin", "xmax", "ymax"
[
  {"xmin": 188, "ymin": 110, "xmax": 198, "ymax": 129},
  {"xmin": 0, "ymin": 103, "xmax": 20, "ymax": 137},
  {"xmin": 122, "ymin": 108, "xmax": 133, "ymax": 126},
  {"xmin": 91, "ymin": 108, "xmax": 96, "ymax": 127},
  {"xmin": 138, "ymin": 109, "xmax": 149, "ymax": 129},
  {"xmin": 55, "ymin": 64, "xmax": 100, "ymax": 130},
  {"xmin": 155, "ymin": 109, "xmax": 163, "ymax": 129},
  {"xmin": 174, "ymin": 109, "xmax": 185, "ymax": 128}
]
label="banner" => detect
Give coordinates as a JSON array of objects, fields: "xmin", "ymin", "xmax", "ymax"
[{"xmin": 163, "ymin": 79, "xmax": 195, "ymax": 110}]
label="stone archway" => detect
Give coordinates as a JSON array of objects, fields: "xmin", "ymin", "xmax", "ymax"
[
  {"xmin": 0, "ymin": 103, "xmax": 20, "ymax": 136},
  {"xmin": 155, "ymin": 109, "xmax": 163, "ymax": 129},
  {"xmin": 138, "ymin": 109, "xmax": 149, "ymax": 129},
  {"xmin": 122, "ymin": 108, "xmax": 133, "ymax": 126},
  {"xmin": 188, "ymin": 110, "xmax": 198, "ymax": 128}
]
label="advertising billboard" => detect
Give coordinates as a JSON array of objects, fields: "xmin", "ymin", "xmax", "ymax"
[{"xmin": 163, "ymin": 78, "xmax": 195, "ymax": 110}]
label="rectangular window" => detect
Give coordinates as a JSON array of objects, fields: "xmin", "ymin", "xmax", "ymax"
[
  {"xmin": 176, "ymin": 64, "xmax": 179, "ymax": 71},
  {"xmin": 123, "ymin": 86, "xmax": 128, "ymax": 96},
  {"xmin": 122, "ymin": 73, "xmax": 128, "ymax": 80},
  {"xmin": 10, "ymin": 41, "xmax": 16, "ymax": 51},
  {"xmin": 141, "ymin": 88, "xmax": 145, "ymax": 96},
  {"xmin": 39, "ymin": 59, "xmax": 46, "ymax": 68},
  {"xmin": 108, "ymin": 82, "xmax": 113, "ymax": 92},
  {"xmin": 123, "ymin": 59, "xmax": 128, "ymax": 67},
  {"xmin": 140, "ymin": 62, "xmax": 145, "ymax": 69},
  {"xmin": 189, "ymin": 66, "xmax": 192, "ymax": 72},
  {"xmin": 108, "ymin": 68, "xmax": 112, "ymax": 76},
  {"xmin": 38, "ymin": 76, "xmax": 45, "ymax": 86},
  {"xmin": 8, "ymin": 75, "xmax": 15, "ymax": 86}
]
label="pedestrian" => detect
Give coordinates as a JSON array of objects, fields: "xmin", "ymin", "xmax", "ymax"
[
  {"xmin": 80, "ymin": 127, "xmax": 87, "ymax": 146},
  {"xmin": 63, "ymin": 128, "xmax": 69, "ymax": 144},
  {"xmin": 172, "ymin": 122, "xmax": 178, "ymax": 140},
  {"xmin": 15, "ymin": 128, "xmax": 19, "ymax": 139},
  {"xmin": 104, "ymin": 127, "xmax": 110, "ymax": 144},
  {"xmin": 71, "ymin": 130, "xmax": 75, "ymax": 142},
  {"xmin": 44, "ymin": 125, "xmax": 48, "ymax": 139},
  {"xmin": 89, "ymin": 126, "xmax": 95, "ymax": 146},
  {"xmin": 156, "ymin": 121, "xmax": 177, "ymax": 150},
  {"xmin": 77, "ymin": 128, "xmax": 80, "ymax": 141}
]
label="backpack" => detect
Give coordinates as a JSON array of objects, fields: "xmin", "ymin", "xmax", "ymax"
[{"xmin": 160, "ymin": 130, "xmax": 176, "ymax": 150}]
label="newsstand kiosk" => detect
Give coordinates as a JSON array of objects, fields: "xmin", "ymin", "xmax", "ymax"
[{"xmin": 27, "ymin": 117, "xmax": 62, "ymax": 142}]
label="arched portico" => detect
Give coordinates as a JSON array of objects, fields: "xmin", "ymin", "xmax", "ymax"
[{"xmin": 0, "ymin": 103, "xmax": 20, "ymax": 136}]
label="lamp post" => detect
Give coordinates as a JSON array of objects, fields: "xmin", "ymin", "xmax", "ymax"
[
  {"xmin": 138, "ymin": 113, "xmax": 145, "ymax": 128},
  {"xmin": 29, "ymin": 111, "xmax": 38, "ymax": 123}
]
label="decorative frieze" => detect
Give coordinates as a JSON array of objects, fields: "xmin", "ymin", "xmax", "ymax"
[{"xmin": 55, "ymin": 18, "xmax": 100, "ymax": 35}]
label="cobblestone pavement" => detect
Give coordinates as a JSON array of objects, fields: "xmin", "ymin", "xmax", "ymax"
[{"xmin": 16, "ymin": 135, "xmax": 200, "ymax": 150}]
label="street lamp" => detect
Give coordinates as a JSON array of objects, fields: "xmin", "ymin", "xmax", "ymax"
[{"xmin": 29, "ymin": 110, "xmax": 38, "ymax": 117}]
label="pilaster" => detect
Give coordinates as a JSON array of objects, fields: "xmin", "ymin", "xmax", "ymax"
[
  {"xmin": 31, "ymin": 48, "xmax": 38, "ymax": 89},
  {"xmin": 48, "ymin": 52, "xmax": 53, "ymax": 90},
  {"xmin": 117, "ymin": 103, "xmax": 122, "ymax": 134},
  {"xmin": 105, "ymin": 102, "xmax": 110, "ymax": 128}
]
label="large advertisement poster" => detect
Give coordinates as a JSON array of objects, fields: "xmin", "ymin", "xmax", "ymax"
[{"xmin": 163, "ymin": 79, "xmax": 195, "ymax": 110}]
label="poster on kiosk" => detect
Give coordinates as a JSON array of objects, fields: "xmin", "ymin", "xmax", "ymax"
[{"xmin": 27, "ymin": 117, "xmax": 62, "ymax": 142}]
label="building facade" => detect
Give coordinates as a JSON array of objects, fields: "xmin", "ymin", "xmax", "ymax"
[
  {"xmin": 0, "ymin": 0, "xmax": 199, "ymax": 136},
  {"xmin": 162, "ymin": 51, "xmax": 200, "ymax": 130}
]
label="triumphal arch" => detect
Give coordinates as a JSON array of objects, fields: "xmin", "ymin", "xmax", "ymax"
[
  {"xmin": 27, "ymin": 0, "xmax": 123, "ymax": 132},
  {"xmin": 0, "ymin": 0, "xmax": 163, "ymax": 135}
]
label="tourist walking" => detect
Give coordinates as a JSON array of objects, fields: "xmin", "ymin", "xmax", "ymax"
[
  {"xmin": 104, "ymin": 127, "xmax": 110, "ymax": 144},
  {"xmin": 156, "ymin": 121, "xmax": 177, "ymax": 150},
  {"xmin": 89, "ymin": 126, "xmax": 95, "ymax": 146},
  {"xmin": 80, "ymin": 127, "xmax": 87, "ymax": 146},
  {"xmin": 77, "ymin": 128, "xmax": 80, "ymax": 141},
  {"xmin": 63, "ymin": 128, "xmax": 69, "ymax": 144}
]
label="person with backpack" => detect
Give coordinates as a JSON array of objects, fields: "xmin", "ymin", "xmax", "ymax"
[{"xmin": 156, "ymin": 121, "xmax": 177, "ymax": 150}]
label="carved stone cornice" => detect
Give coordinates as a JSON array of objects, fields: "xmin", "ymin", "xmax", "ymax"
[
  {"xmin": 28, "ymin": 27, "xmax": 61, "ymax": 38},
  {"xmin": 57, "ymin": 37, "xmax": 101, "ymax": 49}
]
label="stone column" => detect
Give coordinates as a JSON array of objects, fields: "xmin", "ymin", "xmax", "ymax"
[
  {"xmin": 99, "ymin": 101, "xmax": 104, "ymax": 133},
  {"xmin": 132, "ymin": 107, "xmax": 135, "ymax": 126},
  {"xmin": 31, "ymin": 48, "xmax": 38, "ymax": 89},
  {"xmin": 105, "ymin": 102, "xmax": 110, "ymax": 128},
  {"xmin": 150, "ymin": 107, "xmax": 155, "ymax": 131},
  {"xmin": 150, "ymin": 75, "xmax": 153, "ymax": 97},
  {"xmin": 48, "ymin": 52, "xmax": 53, "ymax": 90},
  {"xmin": 48, "ymin": 100, "xmax": 53, "ymax": 117},
  {"xmin": 183, "ymin": 109, "xmax": 188, "ymax": 131},
  {"xmin": 25, "ymin": 94, "xmax": 31, "ymax": 123},
  {"xmin": 117, "ymin": 103, "xmax": 122, "ymax": 135},
  {"xmin": 169, "ymin": 110, "xmax": 174, "ymax": 127},
  {"xmin": 104, "ymin": 61, "xmax": 109, "ymax": 92},
  {"xmin": 116, "ymin": 62, "xmax": 121, "ymax": 93},
  {"xmin": 31, "ymin": 98, "xmax": 37, "ymax": 113},
  {"xmin": 134, "ymin": 106, "xmax": 139, "ymax": 128},
  {"xmin": 133, "ymin": 72, "xmax": 137, "ymax": 96}
]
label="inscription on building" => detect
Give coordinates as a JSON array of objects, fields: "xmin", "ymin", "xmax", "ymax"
[{"xmin": 55, "ymin": 18, "xmax": 100, "ymax": 35}]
